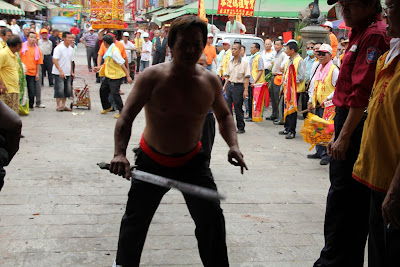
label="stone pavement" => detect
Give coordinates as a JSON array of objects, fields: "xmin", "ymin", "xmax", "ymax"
[{"xmin": 0, "ymin": 45, "xmax": 333, "ymax": 266}]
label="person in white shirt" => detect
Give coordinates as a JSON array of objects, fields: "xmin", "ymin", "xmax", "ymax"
[
  {"xmin": 140, "ymin": 32, "xmax": 152, "ymax": 72},
  {"xmin": 52, "ymin": 32, "xmax": 74, "ymax": 112},
  {"xmin": 10, "ymin": 19, "xmax": 20, "ymax": 36},
  {"xmin": 122, "ymin": 32, "xmax": 136, "ymax": 82},
  {"xmin": 225, "ymin": 15, "xmax": 246, "ymax": 34},
  {"xmin": 261, "ymin": 39, "xmax": 275, "ymax": 75}
]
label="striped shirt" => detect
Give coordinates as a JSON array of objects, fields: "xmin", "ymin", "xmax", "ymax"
[{"xmin": 80, "ymin": 33, "xmax": 98, "ymax": 48}]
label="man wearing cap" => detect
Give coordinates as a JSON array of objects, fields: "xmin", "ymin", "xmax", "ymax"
[
  {"xmin": 247, "ymin": 43, "xmax": 265, "ymax": 122},
  {"xmin": 21, "ymin": 24, "xmax": 30, "ymax": 43},
  {"xmin": 38, "ymin": 28, "xmax": 53, "ymax": 90},
  {"xmin": 279, "ymin": 39, "xmax": 305, "ymax": 139},
  {"xmin": 80, "ymin": 27, "xmax": 98, "ymax": 72},
  {"xmin": 321, "ymin": 21, "xmax": 338, "ymax": 59},
  {"xmin": 218, "ymin": 39, "xmax": 232, "ymax": 82},
  {"xmin": 307, "ymin": 44, "xmax": 338, "ymax": 165},
  {"xmin": 152, "ymin": 30, "xmax": 168, "ymax": 65},
  {"xmin": 134, "ymin": 30, "xmax": 143, "ymax": 73},
  {"xmin": 223, "ymin": 42, "xmax": 250, "ymax": 134},
  {"xmin": 122, "ymin": 32, "xmax": 135, "ymax": 83},
  {"xmin": 339, "ymin": 38, "xmax": 349, "ymax": 66},
  {"xmin": 203, "ymin": 33, "xmax": 217, "ymax": 70},
  {"xmin": 225, "ymin": 15, "xmax": 246, "ymax": 34},
  {"xmin": 314, "ymin": 0, "xmax": 391, "ymax": 266},
  {"xmin": 140, "ymin": 32, "xmax": 152, "ymax": 71},
  {"xmin": 97, "ymin": 30, "xmax": 129, "ymax": 75}
]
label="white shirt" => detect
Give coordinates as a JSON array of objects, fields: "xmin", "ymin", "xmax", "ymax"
[
  {"xmin": 122, "ymin": 40, "xmax": 135, "ymax": 63},
  {"xmin": 141, "ymin": 40, "xmax": 152, "ymax": 61},
  {"xmin": 111, "ymin": 47, "xmax": 125, "ymax": 66},
  {"xmin": 52, "ymin": 42, "xmax": 73, "ymax": 76},
  {"xmin": 261, "ymin": 50, "xmax": 275, "ymax": 70},
  {"xmin": 385, "ymin": 38, "xmax": 400, "ymax": 65},
  {"xmin": 10, "ymin": 24, "xmax": 20, "ymax": 35}
]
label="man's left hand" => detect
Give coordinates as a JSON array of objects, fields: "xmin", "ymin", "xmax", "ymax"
[
  {"xmin": 0, "ymin": 79, "xmax": 7, "ymax": 94},
  {"xmin": 35, "ymin": 74, "xmax": 39, "ymax": 81},
  {"xmin": 71, "ymin": 73, "xmax": 75, "ymax": 79},
  {"xmin": 383, "ymin": 188, "xmax": 400, "ymax": 228},
  {"xmin": 243, "ymin": 89, "xmax": 249, "ymax": 99},
  {"xmin": 228, "ymin": 147, "xmax": 248, "ymax": 174},
  {"xmin": 127, "ymin": 77, "xmax": 133, "ymax": 84},
  {"xmin": 330, "ymin": 135, "xmax": 350, "ymax": 160}
]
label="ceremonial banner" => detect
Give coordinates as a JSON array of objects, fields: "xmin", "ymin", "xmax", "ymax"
[
  {"xmin": 217, "ymin": 0, "xmax": 256, "ymax": 16},
  {"xmin": 300, "ymin": 113, "xmax": 335, "ymax": 151},
  {"xmin": 198, "ymin": 0, "xmax": 206, "ymax": 20},
  {"xmin": 252, "ymin": 82, "xmax": 268, "ymax": 122},
  {"xmin": 90, "ymin": 0, "xmax": 125, "ymax": 29},
  {"xmin": 322, "ymin": 100, "xmax": 336, "ymax": 121}
]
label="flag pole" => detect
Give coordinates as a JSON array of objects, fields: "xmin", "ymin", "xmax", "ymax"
[
  {"xmin": 255, "ymin": 0, "xmax": 262, "ymax": 36},
  {"xmin": 212, "ymin": 0, "xmax": 215, "ymax": 25}
]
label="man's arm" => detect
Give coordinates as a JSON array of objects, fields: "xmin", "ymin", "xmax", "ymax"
[
  {"xmin": 52, "ymin": 58, "xmax": 65, "ymax": 78},
  {"xmin": 296, "ymin": 59, "xmax": 306, "ymax": 83},
  {"xmin": 210, "ymin": 74, "xmax": 247, "ymax": 173},
  {"xmin": 80, "ymin": 35, "xmax": 87, "ymax": 47},
  {"xmin": 0, "ymin": 100, "xmax": 22, "ymax": 164},
  {"xmin": 110, "ymin": 69, "xmax": 154, "ymax": 179},
  {"xmin": 383, "ymin": 161, "xmax": 400, "ymax": 228},
  {"xmin": 254, "ymin": 57, "xmax": 264, "ymax": 83}
]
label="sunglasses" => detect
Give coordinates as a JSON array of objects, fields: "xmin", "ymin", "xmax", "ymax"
[
  {"xmin": 317, "ymin": 52, "xmax": 328, "ymax": 56},
  {"xmin": 307, "ymin": 46, "xmax": 314, "ymax": 50}
]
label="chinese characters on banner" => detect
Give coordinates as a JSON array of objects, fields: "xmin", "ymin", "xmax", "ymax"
[
  {"xmin": 217, "ymin": 0, "xmax": 256, "ymax": 16},
  {"xmin": 90, "ymin": 0, "xmax": 125, "ymax": 29}
]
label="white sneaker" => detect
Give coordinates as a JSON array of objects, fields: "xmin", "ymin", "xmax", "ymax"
[
  {"xmin": 112, "ymin": 259, "xmax": 122, "ymax": 267},
  {"xmin": 35, "ymin": 104, "xmax": 46, "ymax": 108}
]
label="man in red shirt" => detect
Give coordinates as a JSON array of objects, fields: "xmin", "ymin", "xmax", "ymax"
[
  {"xmin": 70, "ymin": 23, "xmax": 80, "ymax": 45},
  {"xmin": 314, "ymin": 0, "xmax": 391, "ymax": 266}
]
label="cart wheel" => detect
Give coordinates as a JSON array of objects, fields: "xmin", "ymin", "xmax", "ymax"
[
  {"xmin": 88, "ymin": 103, "xmax": 91, "ymax": 110},
  {"xmin": 70, "ymin": 103, "xmax": 73, "ymax": 110}
]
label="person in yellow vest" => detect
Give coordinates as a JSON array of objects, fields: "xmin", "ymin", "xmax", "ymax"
[
  {"xmin": 134, "ymin": 30, "xmax": 143, "ymax": 74},
  {"xmin": 93, "ymin": 34, "xmax": 132, "ymax": 119},
  {"xmin": 306, "ymin": 44, "xmax": 339, "ymax": 165},
  {"xmin": 247, "ymin": 42, "xmax": 264, "ymax": 122},
  {"xmin": 218, "ymin": 39, "xmax": 232, "ymax": 83},
  {"xmin": 352, "ymin": 5, "xmax": 400, "ymax": 264},
  {"xmin": 339, "ymin": 38, "xmax": 349, "ymax": 67},
  {"xmin": 278, "ymin": 39, "xmax": 305, "ymax": 139}
]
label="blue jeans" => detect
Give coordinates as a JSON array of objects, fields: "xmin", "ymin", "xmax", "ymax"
[
  {"xmin": 140, "ymin": 60, "xmax": 149, "ymax": 72},
  {"xmin": 54, "ymin": 75, "xmax": 72, "ymax": 98}
]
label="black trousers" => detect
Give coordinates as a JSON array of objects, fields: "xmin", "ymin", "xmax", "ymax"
[
  {"xmin": 269, "ymin": 79, "xmax": 280, "ymax": 119},
  {"xmin": 41, "ymin": 55, "xmax": 53, "ymax": 86},
  {"xmin": 0, "ymin": 167, "xmax": 5, "ymax": 192},
  {"xmin": 315, "ymin": 107, "xmax": 329, "ymax": 161},
  {"xmin": 314, "ymin": 108, "xmax": 371, "ymax": 267},
  {"xmin": 298, "ymin": 92, "xmax": 308, "ymax": 119},
  {"xmin": 369, "ymin": 190, "xmax": 400, "ymax": 267},
  {"xmin": 225, "ymin": 83, "xmax": 245, "ymax": 131},
  {"xmin": 201, "ymin": 113, "xmax": 216, "ymax": 167},
  {"xmin": 152, "ymin": 51, "xmax": 166, "ymax": 65},
  {"xmin": 99, "ymin": 78, "xmax": 123, "ymax": 112},
  {"xmin": 26, "ymin": 75, "xmax": 36, "ymax": 109},
  {"xmin": 136, "ymin": 55, "xmax": 141, "ymax": 72},
  {"xmin": 86, "ymin": 47, "xmax": 96, "ymax": 70},
  {"xmin": 247, "ymin": 84, "xmax": 253, "ymax": 119},
  {"xmin": 284, "ymin": 112, "xmax": 297, "ymax": 134},
  {"xmin": 115, "ymin": 147, "xmax": 229, "ymax": 266}
]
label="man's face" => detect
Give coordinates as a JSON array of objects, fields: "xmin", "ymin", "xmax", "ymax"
[
  {"xmin": 264, "ymin": 40, "xmax": 272, "ymax": 51},
  {"xmin": 41, "ymin": 33, "xmax": 48, "ymax": 40},
  {"xmin": 171, "ymin": 28, "xmax": 204, "ymax": 66},
  {"xmin": 340, "ymin": 0, "xmax": 376, "ymax": 28},
  {"xmin": 28, "ymin": 33, "xmax": 36, "ymax": 45},
  {"xmin": 229, "ymin": 16, "xmax": 234, "ymax": 22},
  {"xmin": 11, "ymin": 19, "xmax": 16, "ymax": 25},
  {"xmin": 123, "ymin": 36, "xmax": 129, "ymax": 42},
  {"xmin": 250, "ymin": 44, "xmax": 257, "ymax": 55},
  {"xmin": 53, "ymin": 31, "xmax": 59, "ymax": 37},
  {"xmin": 64, "ymin": 34, "xmax": 74, "ymax": 46},
  {"xmin": 197, "ymin": 56, "xmax": 207, "ymax": 68},
  {"xmin": 385, "ymin": 0, "xmax": 400, "ymax": 38},
  {"xmin": 231, "ymin": 44, "xmax": 240, "ymax": 57},
  {"xmin": 284, "ymin": 47, "xmax": 292, "ymax": 57},
  {"xmin": 274, "ymin": 41, "xmax": 283, "ymax": 52},
  {"xmin": 90, "ymin": 30, "xmax": 94, "ymax": 35},
  {"xmin": 240, "ymin": 46, "xmax": 245, "ymax": 57},
  {"xmin": 317, "ymin": 51, "xmax": 332, "ymax": 65},
  {"xmin": 3, "ymin": 31, "xmax": 12, "ymax": 42},
  {"xmin": 207, "ymin": 37, "xmax": 213, "ymax": 44},
  {"xmin": 161, "ymin": 31, "xmax": 166, "ymax": 37},
  {"xmin": 313, "ymin": 44, "xmax": 322, "ymax": 58},
  {"xmin": 30, "ymin": 24, "xmax": 36, "ymax": 29},
  {"xmin": 306, "ymin": 43, "xmax": 315, "ymax": 57},
  {"xmin": 309, "ymin": 4, "xmax": 314, "ymax": 11},
  {"xmin": 144, "ymin": 37, "xmax": 149, "ymax": 42},
  {"xmin": 24, "ymin": 27, "xmax": 30, "ymax": 36},
  {"xmin": 223, "ymin": 43, "xmax": 230, "ymax": 51}
]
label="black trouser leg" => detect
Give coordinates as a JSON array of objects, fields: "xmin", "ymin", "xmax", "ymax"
[
  {"xmin": 226, "ymin": 84, "xmax": 244, "ymax": 131},
  {"xmin": 109, "ymin": 78, "xmax": 123, "ymax": 112},
  {"xmin": 136, "ymin": 55, "xmax": 141, "ymax": 72},
  {"xmin": 315, "ymin": 107, "xmax": 328, "ymax": 160},
  {"xmin": 284, "ymin": 112, "xmax": 297, "ymax": 134},
  {"xmin": 99, "ymin": 78, "xmax": 111, "ymax": 110},
  {"xmin": 26, "ymin": 75, "xmax": 36, "ymax": 108},
  {"xmin": 314, "ymin": 110, "xmax": 370, "ymax": 267},
  {"xmin": 42, "ymin": 55, "xmax": 53, "ymax": 86},
  {"xmin": 248, "ymin": 85, "xmax": 253, "ymax": 118},
  {"xmin": 152, "ymin": 52, "xmax": 160, "ymax": 65},
  {"xmin": 270, "ymin": 80, "xmax": 280, "ymax": 118},
  {"xmin": 201, "ymin": 113, "xmax": 216, "ymax": 166}
]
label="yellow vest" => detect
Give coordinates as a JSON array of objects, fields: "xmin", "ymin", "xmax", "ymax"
[
  {"xmin": 312, "ymin": 64, "xmax": 337, "ymax": 108},
  {"xmin": 352, "ymin": 52, "xmax": 400, "ymax": 192},
  {"xmin": 99, "ymin": 46, "xmax": 126, "ymax": 79},
  {"xmin": 0, "ymin": 41, "xmax": 5, "ymax": 49},
  {"xmin": 219, "ymin": 49, "xmax": 232, "ymax": 77},
  {"xmin": 284, "ymin": 55, "xmax": 306, "ymax": 93},
  {"xmin": 251, "ymin": 54, "xmax": 265, "ymax": 84}
]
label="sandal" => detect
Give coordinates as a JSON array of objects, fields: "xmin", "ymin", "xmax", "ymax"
[
  {"xmin": 63, "ymin": 107, "xmax": 72, "ymax": 112},
  {"xmin": 56, "ymin": 108, "xmax": 64, "ymax": 112}
]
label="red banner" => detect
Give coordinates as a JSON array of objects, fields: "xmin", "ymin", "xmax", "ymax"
[
  {"xmin": 90, "ymin": 0, "xmax": 124, "ymax": 29},
  {"xmin": 217, "ymin": 0, "xmax": 256, "ymax": 17}
]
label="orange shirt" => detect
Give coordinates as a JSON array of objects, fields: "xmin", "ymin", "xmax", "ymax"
[
  {"xmin": 329, "ymin": 32, "xmax": 338, "ymax": 59},
  {"xmin": 20, "ymin": 45, "xmax": 43, "ymax": 76},
  {"xmin": 98, "ymin": 41, "xmax": 127, "ymax": 59},
  {"xmin": 203, "ymin": 44, "xmax": 217, "ymax": 65}
]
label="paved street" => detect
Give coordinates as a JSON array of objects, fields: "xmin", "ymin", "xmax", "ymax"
[{"xmin": 0, "ymin": 44, "xmax": 332, "ymax": 266}]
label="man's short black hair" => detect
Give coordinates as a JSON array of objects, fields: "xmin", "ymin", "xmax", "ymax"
[
  {"xmin": 30, "ymin": 21, "xmax": 35, "ymax": 25},
  {"xmin": 28, "ymin": 32, "xmax": 36, "ymax": 38},
  {"xmin": 62, "ymin": 31, "xmax": 71, "ymax": 38},
  {"xmin": 287, "ymin": 42, "xmax": 299, "ymax": 53},
  {"xmin": 274, "ymin": 39, "xmax": 284, "ymax": 46},
  {"xmin": 168, "ymin": 15, "xmax": 207, "ymax": 49},
  {"xmin": 1, "ymin": 28, "xmax": 12, "ymax": 37},
  {"xmin": 7, "ymin": 35, "xmax": 22, "ymax": 48},
  {"xmin": 232, "ymin": 42, "xmax": 242, "ymax": 49},
  {"xmin": 103, "ymin": 34, "xmax": 114, "ymax": 45},
  {"xmin": 309, "ymin": 2, "xmax": 314, "ymax": 7},
  {"xmin": 253, "ymin": 43, "xmax": 260, "ymax": 50},
  {"xmin": 241, "ymin": 45, "xmax": 246, "ymax": 51}
]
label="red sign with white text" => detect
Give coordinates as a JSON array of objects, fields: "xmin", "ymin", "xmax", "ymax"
[{"xmin": 217, "ymin": 0, "xmax": 256, "ymax": 16}]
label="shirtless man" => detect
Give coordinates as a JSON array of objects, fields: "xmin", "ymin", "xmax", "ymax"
[{"xmin": 110, "ymin": 15, "xmax": 247, "ymax": 266}]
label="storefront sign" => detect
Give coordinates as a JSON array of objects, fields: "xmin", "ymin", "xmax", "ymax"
[{"xmin": 217, "ymin": 0, "xmax": 256, "ymax": 16}]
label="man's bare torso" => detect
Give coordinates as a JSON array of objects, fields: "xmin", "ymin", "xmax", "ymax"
[{"xmin": 142, "ymin": 62, "xmax": 219, "ymax": 155}]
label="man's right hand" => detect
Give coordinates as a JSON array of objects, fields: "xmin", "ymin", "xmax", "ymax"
[
  {"xmin": 110, "ymin": 154, "xmax": 131, "ymax": 180},
  {"xmin": 243, "ymin": 89, "xmax": 249, "ymax": 99},
  {"xmin": 0, "ymin": 79, "xmax": 7, "ymax": 95},
  {"xmin": 59, "ymin": 70, "xmax": 65, "ymax": 79},
  {"xmin": 307, "ymin": 102, "xmax": 314, "ymax": 112},
  {"xmin": 228, "ymin": 146, "xmax": 248, "ymax": 174},
  {"xmin": 326, "ymin": 136, "xmax": 335, "ymax": 157}
]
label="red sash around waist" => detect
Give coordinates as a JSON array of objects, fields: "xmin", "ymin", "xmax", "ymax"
[{"xmin": 140, "ymin": 136, "xmax": 202, "ymax": 168}]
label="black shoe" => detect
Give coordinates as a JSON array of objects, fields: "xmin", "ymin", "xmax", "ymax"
[
  {"xmin": 265, "ymin": 116, "xmax": 277, "ymax": 121},
  {"xmin": 96, "ymin": 79, "xmax": 101, "ymax": 83},
  {"xmin": 274, "ymin": 119, "xmax": 284, "ymax": 125},
  {"xmin": 286, "ymin": 132, "xmax": 295, "ymax": 139},
  {"xmin": 245, "ymin": 118, "xmax": 253, "ymax": 122},
  {"xmin": 236, "ymin": 129, "xmax": 245, "ymax": 134},
  {"xmin": 307, "ymin": 154, "xmax": 321, "ymax": 159},
  {"xmin": 110, "ymin": 108, "xmax": 116, "ymax": 112},
  {"xmin": 320, "ymin": 159, "xmax": 330, "ymax": 165},
  {"xmin": 49, "ymin": 84, "xmax": 54, "ymax": 87},
  {"xmin": 279, "ymin": 130, "xmax": 288, "ymax": 135}
]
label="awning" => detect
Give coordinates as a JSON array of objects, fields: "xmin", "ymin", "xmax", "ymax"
[
  {"xmin": 29, "ymin": 0, "xmax": 46, "ymax": 10},
  {"xmin": 154, "ymin": 9, "xmax": 188, "ymax": 26},
  {"xmin": 151, "ymin": 8, "xmax": 177, "ymax": 17},
  {"xmin": 145, "ymin": 7, "xmax": 162, "ymax": 15},
  {"xmin": 0, "ymin": 0, "xmax": 25, "ymax": 15},
  {"xmin": 36, "ymin": 0, "xmax": 58, "ymax": 9}
]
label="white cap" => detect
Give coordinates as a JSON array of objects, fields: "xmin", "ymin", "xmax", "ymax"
[
  {"xmin": 222, "ymin": 39, "xmax": 230, "ymax": 45},
  {"xmin": 99, "ymin": 28, "xmax": 106, "ymax": 33},
  {"xmin": 137, "ymin": 29, "xmax": 143, "ymax": 34},
  {"xmin": 284, "ymin": 39, "xmax": 298, "ymax": 46},
  {"xmin": 142, "ymin": 32, "xmax": 149, "ymax": 38},
  {"xmin": 89, "ymin": 27, "xmax": 93, "ymax": 31},
  {"xmin": 0, "ymin": 21, "xmax": 7, "ymax": 27},
  {"xmin": 207, "ymin": 33, "xmax": 213, "ymax": 38},
  {"xmin": 317, "ymin": 43, "xmax": 333, "ymax": 54},
  {"xmin": 321, "ymin": 21, "xmax": 333, "ymax": 29},
  {"xmin": 123, "ymin": 32, "xmax": 129, "ymax": 37}
]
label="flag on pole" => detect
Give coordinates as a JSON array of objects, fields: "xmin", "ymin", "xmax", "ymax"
[{"xmin": 198, "ymin": 0, "xmax": 206, "ymax": 20}]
